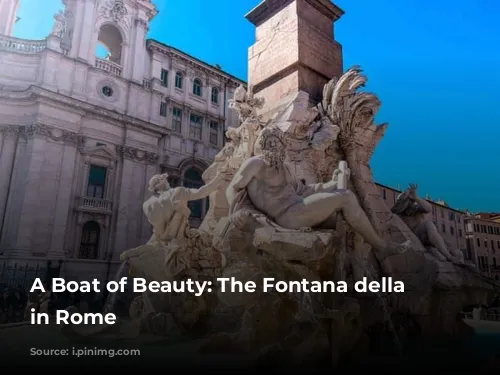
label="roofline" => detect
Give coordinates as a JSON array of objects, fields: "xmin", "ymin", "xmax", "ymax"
[
  {"xmin": 375, "ymin": 182, "xmax": 468, "ymax": 214},
  {"xmin": 465, "ymin": 216, "xmax": 500, "ymax": 225},
  {"xmin": 146, "ymin": 39, "xmax": 247, "ymax": 85}
]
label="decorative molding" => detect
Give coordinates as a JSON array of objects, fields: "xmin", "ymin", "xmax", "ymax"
[
  {"xmin": 0, "ymin": 124, "xmax": 85, "ymax": 148},
  {"xmin": 135, "ymin": 18, "xmax": 148, "ymax": 30},
  {"xmin": 97, "ymin": 0, "xmax": 131, "ymax": 29},
  {"xmin": 116, "ymin": 145, "xmax": 158, "ymax": 164},
  {"xmin": 96, "ymin": 79, "xmax": 120, "ymax": 102},
  {"xmin": 0, "ymin": 86, "xmax": 170, "ymax": 137},
  {"xmin": 147, "ymin": 41, "xmax": 244, "ymax": 87}
]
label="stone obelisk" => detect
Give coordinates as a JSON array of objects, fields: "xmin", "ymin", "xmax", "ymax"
[{"xmin": 246, "ymin": 0, "xmax": 344, "ymax": 119}]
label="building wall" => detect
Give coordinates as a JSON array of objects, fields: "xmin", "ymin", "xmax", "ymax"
[
  {"xmin": 0, "ymin": 0, "xmax": 244, "ymax": 282},
  {"xmin": 465, "ymin": 217, "xmax": 500, "ymax": 280}
]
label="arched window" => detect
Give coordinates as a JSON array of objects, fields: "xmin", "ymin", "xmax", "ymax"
[
  {"xmin": 79, "ymin": 221, "xmax": 100, "ymax": 259},
  {"xmin": 175, "ymin": 72, "xmax": 183, "ymax": 89},
  {"xmin": 183, "ymin": 168, "xmax": 204, "ymax": 219},
  {"xmin": 95, "ymin": 24, "xmax": 123, "ymax": 65},
  {"xmin": 211, "ymin": 87, "xmax": 219, "ymax": 104},
  {"xmin": 193, "ymin": 78, "xmax": 202, "ymax": 96}
]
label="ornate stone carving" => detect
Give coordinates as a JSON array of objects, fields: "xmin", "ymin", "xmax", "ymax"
[
  {"xmin": 59, "ymin": 9, "xmax": 75, "ymax": 54},
  {"xmin": 0, "ymin": 124, "xmax": 85, "ymax": 148},
  {"xmin": 51, "ymin": 10, "xmax": 65, "ymax": 37},
  {"xmin": 98, "ymin": 0, "xmax": 130, "ymax": 29},
  {"xmin": 116, "ymin": 145, "xmax": 158, "ymax": 164},
  {"xmin": 135, "ymin": 18, "xmax": 148, "ymax": 30}
]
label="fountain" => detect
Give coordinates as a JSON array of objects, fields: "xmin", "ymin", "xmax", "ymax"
[{"xmin": 58, "ymin": 67, "xmax": 498, "ymax": 370}]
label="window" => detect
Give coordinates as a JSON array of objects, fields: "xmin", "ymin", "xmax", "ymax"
[
  {"xmin": 160, "ymin": 69, "xmax": 168, "ymax": 86},
  {"xmin": 474, "ymin": 224, "xmax": 478, "ymax": 232},
  {"xmin": 96, "ymin": 142, "xmax": 106, "ymax": 147},
  {"xmin": 183, "ymin": 168, "xmax": 204, "ymax": 219},
  {"xmin": 175, "ymin": 72, "xmax": 183, "ymax": 89},
  {"xmin": 211, "ymin": 87, "xmax": 219, "ymax": 104},
  {"xmin": 440, "ymin": 209, "xmax": 444, "ymax": 218},
  {"xmin": 382, "ymin": 189, "xmax": 387, "ymax": 200},
  {"xmin": 189, "ymin": 113, "xmax": 202, "ymax": 139},
  {"xmin": 497, "ymin": 241, "xmax": 500, "ymax": 248},
  {"xmin": 209, "ymin": 121, "xmax": 219, "ymax": 145},
  {"xmin": 450, "ymin": 226, "xmax": 454, "ymax": 235},
  {"xmin": 457, "ymin": 216, "xmax": 461, "ymax": 223},
  {"xmin": 172, "ymin": 107, "xmax": 182, "ymax": 133},
  {"xmin": 448, "ymin": 212, "xmax": 455, "ymax": 221},
  {"xmin": 79, "ymin": 221, "xmax": 100, "ymax": 259},
  {"xmin": 484, "ymin": 240, "xmax": 488, "ymax": 248},
  {"xmin": 459, "ymin": 229, "xmax": 462, "ymax": 237},
  {"xmin": 494, "ymin": 258, "xmax": 497, "ymax": 267},
  {"xmin": 87, "ymin": 165, "xmax": 107, "ymax": 199},
  {"xmin": 441, "ymin": 223, "xmax": 446, "ymax": 233},
  {"xmin": 477, "ymin": 238, "xmax": 481, "ymax": 247},
  {"xmin": 102, "ymin": 86, "xmax": 113, "ymax": 97},
  {"xmin": 160, "ymin": 101, "xmax": 167, "ymax": 117},
  {"xmin": 168, "ymin": 176, "xmax": 180, "ymax": 187},
  {"xmin": 193, "ymin": 78, "xmax": 202, "ymax": 96}
]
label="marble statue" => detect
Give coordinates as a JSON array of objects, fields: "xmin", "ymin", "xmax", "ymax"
[
  {"xmin": 228, "ymin": 85, "xmax": 265, "ymax": 164},
  {"xmin": 51, "ymin": 10, "xmax": 65, "ymax": 37},
  {"xmin": 59, "ymin": 66, "xmax": 494, "ymax": 368},
  {"xmin": 226, "ymin": 125, "xmax": 409, "ymax": 257},
  {"xmin": 59, "ymin": 9, "xmax": 75, "ymax": 54},
  {"xmin": 199, "ymin": 140, "xmax": 237, "ymax": 234},
  {"xmin": 391, "ymin": 184, "xmax": 465, "ymax": 264},
  {"xmin": 144, "ymin": 172, "xmax": 223, "ymax": 243},
  {"xmin": 123, "ymin": 171, "xmax": 225, "ymax": 279},
  {"xmin": 271, "ymin": 91, "xmax": 340, "ymax": 184}
]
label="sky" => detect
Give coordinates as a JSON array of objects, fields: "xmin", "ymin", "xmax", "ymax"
[{"xmin": 12, "ymin": 0, "xmax": 500, "ymax": 212}]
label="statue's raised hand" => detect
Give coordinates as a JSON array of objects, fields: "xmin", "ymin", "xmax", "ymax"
[{"xmin": 408, "ymin": 183, "xmax": 418, "ymax": 199}]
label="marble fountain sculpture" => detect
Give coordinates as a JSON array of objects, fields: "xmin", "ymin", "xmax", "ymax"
[{"xmin": 63, "ymin": 67, "xmax": 497, "ymax": 365}]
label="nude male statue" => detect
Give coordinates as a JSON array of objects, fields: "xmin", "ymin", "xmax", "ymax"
[
  {"xmin": 226, "ymin": 126, "xmax": 409, "ymax": 256},
  {"xmin": 391, "ymin": 184, "xmax": 464, "ymax": 264},
  {"xmin": 144, "ymin": 172, "xmax": 223, "ymax": 243}
]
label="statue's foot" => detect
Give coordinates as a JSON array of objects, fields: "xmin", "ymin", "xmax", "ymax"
[{"xmin": 386, "ymin": 240, "xmax": 411, "ymax": 256}]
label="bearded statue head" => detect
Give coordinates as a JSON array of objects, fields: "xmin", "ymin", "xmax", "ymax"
[{"xmin": 259, "ymin": 126, "xmax": 286, "ymax": 169}]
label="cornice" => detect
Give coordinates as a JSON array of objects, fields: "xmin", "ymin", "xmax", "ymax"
[
  {"xmin": 0, "ymin": 123, "xmax": 85, "ymax": 149},
  {"xmin": 147, "ymin": 41, "xmax": 243, "ymax": 88},
  {"xmin": 0, "ymin": 123, "xmax": 159, "ymax": 165},
  {"xmin": 0, "ymin": 85, "xmax": 170, "ymax": 137}
]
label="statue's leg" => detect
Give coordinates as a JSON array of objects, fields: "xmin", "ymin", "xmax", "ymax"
[
  {"xmin": 277, "ymin": 190, "xmax": 387, "ymax": 251},
  {"xmin": 424, "ymin": 221, "xmax": 455, "ymax": 260}
]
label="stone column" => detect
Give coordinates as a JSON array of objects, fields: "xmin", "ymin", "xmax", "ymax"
[
  {"xmin": 0, "ymin": 129, "xmax": 17, "ymax": 235},
  {"xmin": 246, "ymin": 0, "xmax": 344, "ymax": 118},
  {"xmin": 76, "ymin": 0, "xmax": 96, "ymax": 62},
  {"xmin": 131, "ymin": 18, "xmax": 148, "ymax": 82}
]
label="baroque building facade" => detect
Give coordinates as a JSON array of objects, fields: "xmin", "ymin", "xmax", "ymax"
[
  {"xmin": 465, "ymin": 213, "xmax": 500, "ymax": 280},
  {"xmin": 0, "ymin": 0, "xmax": 243, "ymax": 281}
]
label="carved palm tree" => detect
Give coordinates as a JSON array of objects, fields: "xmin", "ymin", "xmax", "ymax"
[{"xmin": 319, "ymin": 66, "xmax": 388, "ymax": 235}]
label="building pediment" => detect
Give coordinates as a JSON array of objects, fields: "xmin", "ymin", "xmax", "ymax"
[{"xmin": 81, "ymin": 144, "xmax": 117, "ymax": 161}]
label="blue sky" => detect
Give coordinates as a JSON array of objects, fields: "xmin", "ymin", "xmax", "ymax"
[{"xmin": 12, "ymin": 0, "xmax": 500, "ymax": 212}]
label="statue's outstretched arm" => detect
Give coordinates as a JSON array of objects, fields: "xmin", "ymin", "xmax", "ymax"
[
  {"xmin": 226, "ymin": 158, "xmax": 263, "ymax": 205},
  {"xmin": 187, "ymin": 173, "xmax": 223, "ymax": 201}
]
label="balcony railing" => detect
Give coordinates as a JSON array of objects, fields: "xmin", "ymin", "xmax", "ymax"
[
  {"xmin": 95, "ymin": 58, "xmax": 122, "ymax": 76},
  {"xmin": 0, "ymin": 35, "xmax": 47, "ymax": 54},
  {"xmin": 76, "ymin": 196, "xmax": 112, "ymax": 213}
]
